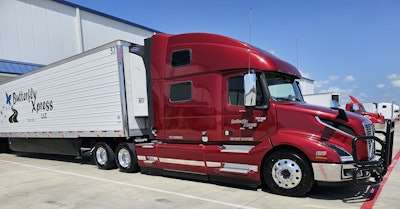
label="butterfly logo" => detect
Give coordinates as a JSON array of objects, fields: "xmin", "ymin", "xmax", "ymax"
[{"xmin": 6, "ymin": 93, "xmax": 11, "ymax": 105}]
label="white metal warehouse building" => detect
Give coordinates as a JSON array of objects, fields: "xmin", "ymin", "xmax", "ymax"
[
  {"xmin": 0, "ymin": 0, "xmax": 315, "ymax": 94},
  {"xmin": 0, "ymin": 0, "xmax": 159, "ymax": 83}
]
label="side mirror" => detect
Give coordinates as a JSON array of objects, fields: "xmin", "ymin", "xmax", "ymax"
[
  {"xmin": 244, "ymin": 73, "xmax": 257, "ymax": 107},
  {"xmin": 330, "ymin": 100, "xmax": 339, "ymax": 109}
]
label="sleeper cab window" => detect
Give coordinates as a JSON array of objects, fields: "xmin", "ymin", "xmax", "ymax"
[
  {"xmin": 169, "ymin": 81, "xmax": 192, "ymax": 102},
  {"xmin": 171, "ymin": 49, "xmax": 191, "ymax": 67}
]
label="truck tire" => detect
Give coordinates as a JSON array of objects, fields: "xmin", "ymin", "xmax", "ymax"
[
  {"xmin": 93, "ymin": 142, "xmax": 115, "ymax": 170},
  {"xmin": 115, "ymin": 143, "xmax": 139, "ymax": 173},
  {"xmin": 262, "ymin": 149, "xmax": 314, "ymax": 197}
]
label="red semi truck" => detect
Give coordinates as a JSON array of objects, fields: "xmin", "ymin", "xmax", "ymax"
[
  {"xmin": 345, "ymin": 95, "xmax": 385, "ymax": 129},
  {"xmin": 0, "ymin": 33, "xmax": 394, "ymax": 196}
]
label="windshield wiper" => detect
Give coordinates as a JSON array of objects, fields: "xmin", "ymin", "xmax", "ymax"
[
  {"xmin": 274, "ymin": 96, "xmax": 302, "ymax": 102},
  {"xmin": 274, "ymin": 97, "xmax": 292, "ymax": 102}
]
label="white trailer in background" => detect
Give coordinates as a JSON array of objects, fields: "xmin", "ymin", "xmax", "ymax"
[
  {"xmin": 303, "ymin": 92, "xmax": 340, "ymax": 108},
  {"xmin": 378, "ymin": 102, "xmax": 400, "ymax": 120},
  {"xmin": 362, "ymin": 102, "xmax": 378, "ymax": 113}
]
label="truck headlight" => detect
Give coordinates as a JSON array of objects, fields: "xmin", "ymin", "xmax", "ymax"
[{"xmin": 324, "ymin": 143, "xmax": 353, "ymax": 163}]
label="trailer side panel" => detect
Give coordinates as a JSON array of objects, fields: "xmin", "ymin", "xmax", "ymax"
[{"xmin": 0, "ymin": 43, "xmax": 126, "ymax": 138}]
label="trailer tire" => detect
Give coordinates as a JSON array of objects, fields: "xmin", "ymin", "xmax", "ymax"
[
  {"xmin": 263, "ymin": 149, "xmax": 314, "ymax": 197},
  {"xmin": 115, "ymin": 143, "xmax": 139, "ymax": 173},
  {"xmin": 93, "ymin": 142, "xmax": 115, "ymax": 170}
]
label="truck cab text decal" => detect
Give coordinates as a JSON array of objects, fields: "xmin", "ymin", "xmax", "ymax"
[{"xmin": 230, "ymin": 118, "xmax": 259, "ymax": 130}]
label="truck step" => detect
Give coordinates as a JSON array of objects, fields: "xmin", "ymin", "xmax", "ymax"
[
  {"xmin": 218, "ymin": 163, "xmax": 258, "ymax": 174},
  {"xmin": 220, "ymin": 145, "xmax": 254, "ymax": 153},
  {"xmin": 144, "ymin": 160, "xmax": 156, "ymax": 164},
  {"xmin": 219, "ymin": 167, "xmax": 250, "ymax": 174}
]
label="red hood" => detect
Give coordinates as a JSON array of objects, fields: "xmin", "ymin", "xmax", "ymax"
[
  {"xmin": 275, "ymin": 101, "xmax": 370, "ymax": 136},
  {"xmin": 348, "ymin": 95, "xmax": 384, "ymax": 123},
  {"xmin": 349, "ymin": 95, "xmax": 361, "ymax": 104}
]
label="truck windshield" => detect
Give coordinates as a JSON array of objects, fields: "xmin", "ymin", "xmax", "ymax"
[
  {"xmin": 359, "ymin": 104, "xmax": 367, "ymax": 112},
  {"xmin": 265, "ymin": 73, "xmax": 303, "ymax": 102}
]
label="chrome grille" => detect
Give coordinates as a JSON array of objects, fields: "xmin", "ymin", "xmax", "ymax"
[
  {"xmin": 363, "ymin": 122, "xmax": 376, "ymax": 160},
  {"xmin": 367, "ymin": 139, "xmax": 376, "ymax": 160},
  {"xmin": 363, "ymin": 122, "xmax": 374, "ymax": 136}
]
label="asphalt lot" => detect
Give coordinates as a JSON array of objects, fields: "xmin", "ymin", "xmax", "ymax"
[{"xmin": 1, "ymin": 123, "xmax": 399, "ymax": 209}]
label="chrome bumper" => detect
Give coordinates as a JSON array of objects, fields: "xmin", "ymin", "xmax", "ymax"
[
  {"xmin": 373, "ymin": 122, "xmax": 386, "ymax": 131},
  {"xmin": 312, "ymin": 163, "xmax": 369, "ymax": 182}
]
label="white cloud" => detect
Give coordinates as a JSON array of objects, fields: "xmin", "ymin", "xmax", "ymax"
[
  {"xmin": 314, "ymin": 80, "xmax": 330, "ymax": 89},
  {"xmin": 329, "ymin": 75, "xmax": 339, "ymax": 81},
  {"xmin": 359, "ymin": 93, "xmax": 368, "ymax": 99},
  {"xmin": 377, "ymin": 84, "xmax": 385, "ymax": 89},
  {"xmin": 388, "ymin": 73, "xmax": 400, "ymax": 88},
  {"xmin": 314, "ymin": 75, "xmax": 340, "ymax": 89},
  {"xmin": 392, "ymin": 80, "xmax": 400, "ymax": 88},
  {"xmin": 388, "ymin": 73, "xmax": 400, "ymax": 80},
  {"xmin": 319, "ymin": 86, "xmax": 353, "ymax": 95},
  {"xmin": 344, "ymin": 75, "xmax": 355, "ymax": 82}
]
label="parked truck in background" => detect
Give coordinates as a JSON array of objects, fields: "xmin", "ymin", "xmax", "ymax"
[
  {"xmin": 345, "ymin": 95, "xmax": 385, "ymax": 130},
  {"xmin": 378, "ymin": 102, "xmax": 400, "ymax": 121},
  {"xmin": 303, "ymin": 92, "xmax": 340, "ymax": 108},
  {"xmin": 362, "ymin": 102, "xmax": 378, "ymax": 114},
  {"xmin": 361, "ymin": 102, "xmax": 399, "ymax": 122},
  {"xmin": 0, "ymin": 33, "xmax": 394, "ymax": 197}
]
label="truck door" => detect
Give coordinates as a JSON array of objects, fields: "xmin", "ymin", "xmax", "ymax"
[{"xmin": 223, "ymin": 73, "xmax": 270, "ymax": 143}]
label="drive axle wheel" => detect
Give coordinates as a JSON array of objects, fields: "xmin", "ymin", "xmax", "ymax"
[
  {"xmin": 93, "ymin": 142, "xmax": 115, "ymax": 170},
  {"xmin": 263, "ymin": 149, "xmax": 314, "ymax": 197},
  {"xmin": 115, "ymin": 143, "xmax": 139, "ymax": 173}
]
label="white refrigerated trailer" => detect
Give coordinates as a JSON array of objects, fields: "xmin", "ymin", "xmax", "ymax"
[
  {"xmin": 362, "ymin": 102, "xmax": 378, "ymax": 113},
  {"xmin": 0, "ymin": 40, "xmax": 149, "ymax": 156},
  {"xmin": 303, "ymin": 92, "xmax": 341, "ymax": 108}
]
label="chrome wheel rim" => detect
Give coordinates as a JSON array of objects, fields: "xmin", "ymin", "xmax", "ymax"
[
  {"xmin": 271, "ymin": 159, "xmax": 302, "ymax": 189},
  {"xmin": 96, "ymin": 146, "xmax": 107, "ymax": 165},
  {"xmin": 118, "ymin": 148, "xmax": 131, "ymax": 168}
]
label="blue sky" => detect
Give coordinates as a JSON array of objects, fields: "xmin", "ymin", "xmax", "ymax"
[{"xmin": 66, "ymin": 0, "xmax": 400, "ymax": 104}]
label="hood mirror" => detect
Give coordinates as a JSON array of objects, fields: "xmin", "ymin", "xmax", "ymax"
[
  {"xmin": 330, "ymin": 100, "xmax": 339, "ymax": 109},
  {"xmin": 329, "ymin": 100, "xmax": 349, "ymax": 122}
]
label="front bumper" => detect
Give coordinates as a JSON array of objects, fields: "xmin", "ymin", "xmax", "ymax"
[
  {"xmin": 373, "ymin": 122, "xmax": 386, "ymax": 131},
  {"xmin": 312, "ymin": 162, "xmax": 370, "ymax": 182},
  {"xmin": 313, "ymin": 120, "xmax": 395, "ymax": 184}
]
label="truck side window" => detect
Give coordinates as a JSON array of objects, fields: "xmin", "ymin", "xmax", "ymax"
[
  {"xmin": 170, "ymin": 81, "xmax": 192, "ymax": 102},
  {"xmin": 228, "ymin": 76, "xmax": 263, "ymax": 106},
  {"xmin": 228, "ymin": 76, "xmax": 245, "ymax": 106},
  {"xmin": 171, "ymin": 49, "xmax": 191, "ymax": 68}
]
